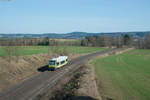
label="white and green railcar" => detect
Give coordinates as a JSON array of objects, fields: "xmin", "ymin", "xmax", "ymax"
[{"xmin": 49, "ymin": 56, "xmax": 68, "ymax": 70}]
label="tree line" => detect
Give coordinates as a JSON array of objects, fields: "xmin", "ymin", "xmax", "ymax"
[
  {"xmin": 0, "ymin": 34, "xmax": 150, "ymax": 49},
  {"xmin": 81, "ymin": 34, "xmax": 131, "ymax": 48},
  {"xmin": 81, "ymin": 34, "xmax": 150, "ymax": 49},
  {"xmin": 0, "ymin": 37, "xmax": 81, "ymax": 46},
  {"xmin": 134, "ymin": 35, "xmax": 150, "ymax": 49}
]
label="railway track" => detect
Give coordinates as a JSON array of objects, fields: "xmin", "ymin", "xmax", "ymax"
[{"xmin": 0, "ymin": 48, "xmax": 128, "ymax": 100}]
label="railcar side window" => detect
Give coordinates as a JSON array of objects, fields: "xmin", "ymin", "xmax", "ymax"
[
  {"xmin": 61, "ymin": 61, "xmax": 65, "ymax": 64},
  {"xmin": 57, "ymin": 62, "xmax": 59, "ymax": 66}
]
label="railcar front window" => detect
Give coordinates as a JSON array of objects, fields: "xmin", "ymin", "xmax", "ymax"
[{"xmin": 50, "ymin": 61, "xmax": 55, "ymax": 65}]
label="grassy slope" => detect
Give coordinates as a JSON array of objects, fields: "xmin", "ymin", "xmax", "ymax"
[
  {"xmin": 0, "ymin": 46, "xmax": 107, "ymax": 56},
  {"xmin": 91, "ymin": 49, "xmax": 150, "ymax": 100}
]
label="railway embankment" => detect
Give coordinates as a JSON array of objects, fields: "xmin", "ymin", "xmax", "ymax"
[{"xmin": 0, "ymin": 53, "xmax": 81, "ymax": 91}]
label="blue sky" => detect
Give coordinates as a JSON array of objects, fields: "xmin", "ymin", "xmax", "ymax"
[{"xmin": 0, "ymin": 0, "xmax": 150, "ymax": 33}]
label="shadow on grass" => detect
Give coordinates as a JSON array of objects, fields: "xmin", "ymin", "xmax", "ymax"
[{"xmin": 37, "ymin": 65, "xmax": 49, "ymax": 72}]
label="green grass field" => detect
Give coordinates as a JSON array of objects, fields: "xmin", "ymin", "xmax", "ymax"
[
  {"xmin": 0, "ymin": 46, "xmax": 107, "ymax": 57},
  {"xmin": 91, "ymin": 49, "xmax": 150, "ymax": 100}
]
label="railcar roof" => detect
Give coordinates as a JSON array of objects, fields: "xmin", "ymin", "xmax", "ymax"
[{"xmin": 51, "ymin": 56, "xmax": 68, "ymax": 62}]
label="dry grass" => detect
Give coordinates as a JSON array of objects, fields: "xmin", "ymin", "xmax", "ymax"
[
  {"xmin": 77, "ymin": 64, "xmax": 102, "ymax": 100},
  {"xmin": 0, "ymin": 54, "xmax": 51, "ymax": 91},
  {"xmin": 0, "ymin": 53, "xmax": 82, "ymax": 92}
]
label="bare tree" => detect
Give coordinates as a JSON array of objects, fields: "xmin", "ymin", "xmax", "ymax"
[
  {"xmin": 103, "ymin": 34, "xmax": 111, "ymax": 47},
  {"xmin": 116, "ymin": 35, "xmax": 123, "ymax": 48},
  {"xmin": 81, "ymin": 38, "xmax": 88, "ymax": 46},
  {"xmin": 145, "ymin": 34, "xmax": 150, "ymax": 49}
]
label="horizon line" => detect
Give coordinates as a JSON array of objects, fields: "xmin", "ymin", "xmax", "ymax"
[{"xmin": 0, "ymin": 30, "xmax": 150, "ymax": 34}]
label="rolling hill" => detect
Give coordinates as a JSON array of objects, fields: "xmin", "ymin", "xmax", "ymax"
[{"xmin": 0, "ymin": 31, "xmax": 150, "ymax": 39}]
